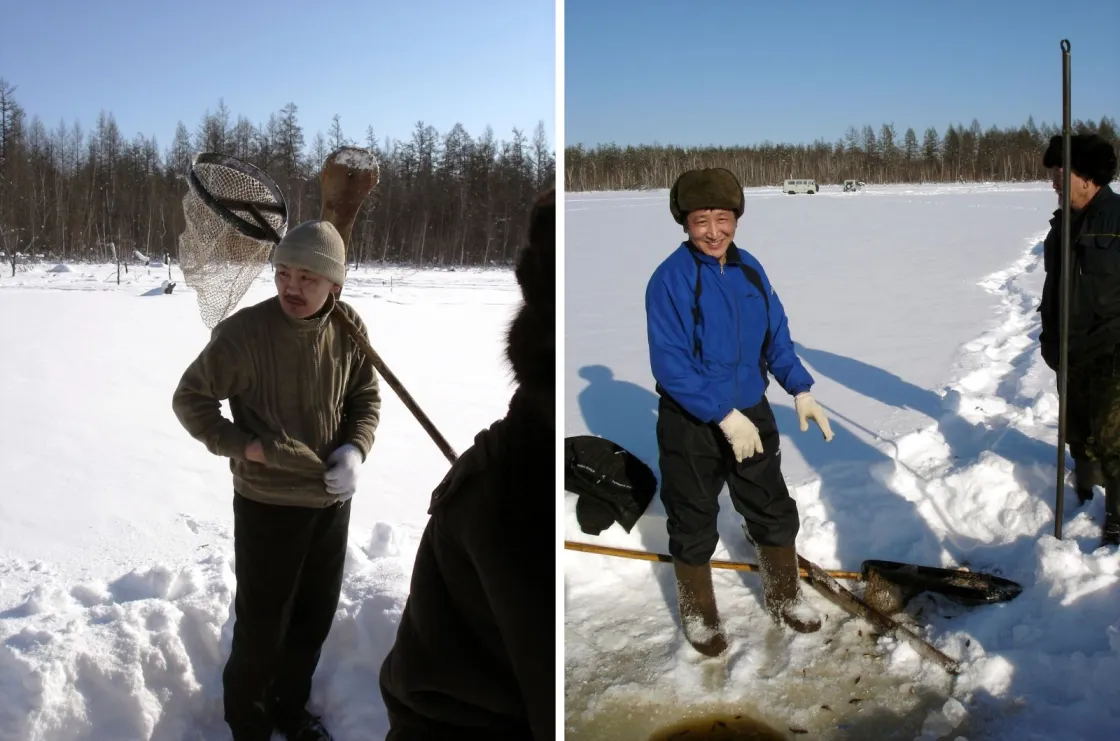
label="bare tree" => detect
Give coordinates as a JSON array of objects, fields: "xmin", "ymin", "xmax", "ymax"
[
  {"xmin": 328, "ymin": 114, "xmax": 351, "ymax": 150},
  {"xmin": 903, "ymin": 127, "xmax": 919, "ymax": 165}
]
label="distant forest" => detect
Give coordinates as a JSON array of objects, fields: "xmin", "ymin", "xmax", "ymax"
[
  {"xmin": 565, "ymin": 116, "xmax": 1120, "ymax": 192},
  {"xmin": 0, "ymin": 78, "xmax": 555, "ymax": 267}
]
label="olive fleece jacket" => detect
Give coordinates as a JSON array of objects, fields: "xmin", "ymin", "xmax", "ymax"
[{"xmin": 172, "ymin": 294, "xmax": 381, "ymax": 508}]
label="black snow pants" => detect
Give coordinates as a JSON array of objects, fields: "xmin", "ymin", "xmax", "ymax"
[
  {"xmin": 1067, "ymin": 350, "xmax": 1120, "ymax": 520},
  {"xmin": 657, "ymin": 393, "xmax": 800, "ymax": 566},
  {"xmin": 223, "ymin": 492, "xmax": 351, "ymax": 739},
  {"xmin": 1068, "ymin": 368, "xmax": 1100, "ymax": 489}
]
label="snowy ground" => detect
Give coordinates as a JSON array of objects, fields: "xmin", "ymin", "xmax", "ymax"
[
  {"xmin": 564, "ymin": 183, "xmax": 1120, "ymax": 740},
  {"xmin": 0, "ymin": 262, "xmax": 520, "ymax": 741}
]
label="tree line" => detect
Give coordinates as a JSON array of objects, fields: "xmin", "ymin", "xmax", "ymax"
[
  {"xmin": 565, "ymin": 116, "xmax": 1120, "ymax": 192},
  {"xmin": 0, "ymin": 78, "xmax": 555, "ymax": 268}
]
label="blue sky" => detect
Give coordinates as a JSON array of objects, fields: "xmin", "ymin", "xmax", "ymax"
[
  {"xmin": 1, "ymin": 0, "xmax": 554, "ymax": 153},
  {"xmin": 565, "ymin": 0, "xmax": 1120, "ymax": 148}
]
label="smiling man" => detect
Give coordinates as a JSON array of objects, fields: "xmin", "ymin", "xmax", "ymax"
[
  {"xmin": 172, "ymin": 218, "xmax": 381, "ymax": 741},
  {"xmin": 644, "ymin": 167, "xmax": 833, "ymax": 657}
]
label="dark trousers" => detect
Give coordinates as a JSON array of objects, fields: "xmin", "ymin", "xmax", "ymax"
[
  {"xmin": 1068, "ymin": 366, "xmax": 1094, "ymax": 469},
  {"xmin": 1068, "ymin": 381, "xmax": 1103, "ymax": 493},
  {"xmin": 224, "ymin": 492, "xmax": 351, "ymax": 737},
  {"xmin": 1068, "ymin": 351, "xmax": 1120, "ymax": 520},
  {"xmin": 656, "ymin": 394, "xmax": 799, "ymax": 566}
]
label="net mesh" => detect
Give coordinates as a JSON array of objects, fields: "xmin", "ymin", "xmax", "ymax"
[{"xmin": 178, "ymin": 155, "xmax": 288, "ymax": 329}]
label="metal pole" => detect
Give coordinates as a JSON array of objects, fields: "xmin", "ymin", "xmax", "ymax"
[{"xmin": 1055, "ymin": 39, "xmax": 1072, "ymax": 539}]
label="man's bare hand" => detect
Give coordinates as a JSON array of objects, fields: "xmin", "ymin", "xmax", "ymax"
[{"xmin": 244, "ymin": 439, "xmax": 266, "ymax": 464}]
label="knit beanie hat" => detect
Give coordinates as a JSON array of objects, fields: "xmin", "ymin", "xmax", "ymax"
[
  {"xmin": 273, "ymin": 219, "xmax": 347, "ymax": 285},
  {"xmin": 1042, "ymin": 133, "xmax": 1118, "ymax": 186},
  {"xmin": 669, "ymin": 167, "xmax": 745, "ymax": 225}
]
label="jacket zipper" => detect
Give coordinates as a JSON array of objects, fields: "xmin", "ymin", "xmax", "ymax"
[{"xmin": 727, "ymin": 262, "xmax": 741, "ymax": 411}]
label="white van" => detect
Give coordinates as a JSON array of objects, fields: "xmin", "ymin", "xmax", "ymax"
[{"xmin": 783, "ymin": 179, "xmax": 818, "ymax": 194}]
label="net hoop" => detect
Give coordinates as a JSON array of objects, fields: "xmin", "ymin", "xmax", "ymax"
[{"xmin": 186, "ymin": 152, "xmax": 288, "ymax": 245}]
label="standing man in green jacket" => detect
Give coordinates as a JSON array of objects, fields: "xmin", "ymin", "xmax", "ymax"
[{"xmin": 172, "ymin": 219, "xmax": 381, "ymax": 741}]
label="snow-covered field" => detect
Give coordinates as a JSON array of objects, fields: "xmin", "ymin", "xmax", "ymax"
[
  {"xmin": 564, "ymin": 183, "xmax": 1120, "ymax": 740},
  {"xmin": 0, "ymin": 262, "xmax": 521, "ymax": 740}
]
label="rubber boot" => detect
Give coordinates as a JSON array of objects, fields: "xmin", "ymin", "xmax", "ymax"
[
  {"xmin": 756, "ymin": 545, "xmax": 821, "ymax": 634},
  {"xmin": 673, "ymin": 561, "xmax": 729, "ymax": 657},
  {"xmin": 1074, "ymin": 456, "xmax": 1102, "ymax": 506},
  {"xmin": 1102, "ymin": 476, "xmax": 1120, "ymax": 548}
]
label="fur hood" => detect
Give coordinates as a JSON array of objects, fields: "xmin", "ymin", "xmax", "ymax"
[{"xmin": 506, "ymin": 188, "xmax": 555, "ymax": 423}]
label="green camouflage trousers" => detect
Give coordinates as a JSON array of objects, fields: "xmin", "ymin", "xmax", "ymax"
[{"xmin": 1068, "ymin": 350, "xmax": 1120, "ymax": 486}]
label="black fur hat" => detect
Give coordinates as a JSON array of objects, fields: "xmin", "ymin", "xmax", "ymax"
[
  {"xmin": 669, "ymin": 167, "xmax": 745, "ymax": 225},
  {"xmin": 1042, "ymin": 133, "xmax": 1118, "ymax": 185},
  {"xmin": 506, "ymin": 188, "xmax": 554, "ymax": 391}
]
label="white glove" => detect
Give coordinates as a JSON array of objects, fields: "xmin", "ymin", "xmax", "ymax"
[
  {"xmin": 718, "ymin": 409, "xmax": 764, "ymax": 462},
  {"xmin": 795, "ymin": 392, "xmax": 834, "ymax": 441},
  {"xmin": 324, "ymin": 444, "xmax": 364, "ymax": 500}
]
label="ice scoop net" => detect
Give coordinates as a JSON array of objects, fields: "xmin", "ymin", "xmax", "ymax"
[
  {"xmin": 179, "ymin": 152, "xmax": 288, "ymax": 329},
  {"xmin": 177, "ymin": 147, "xmax": 458, "ymax": 467}
]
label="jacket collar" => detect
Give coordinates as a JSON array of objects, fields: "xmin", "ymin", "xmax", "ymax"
[
  {"xmin": 275, "ymin": 291, "xmax": 338, "ymax": 333},
  {"xmin": 1050, "ymin": 183, "xmax": 1114, "ymax": 224},
  {"xmin": 684, "ymin": 240, "xmax": 744, "ymax": 266}
]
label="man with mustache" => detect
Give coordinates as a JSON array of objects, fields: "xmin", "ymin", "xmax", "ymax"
[
  {"xmin": 644, "ymin": 167, "xmax": 833, "ymax": 657},
  {"xmin": 1038, "ymin": 133, "xmax": 1120, "ymax": 547},
  {"xmin": 172, "ymin": 219, "xmax": 381, "ymax": 741}
]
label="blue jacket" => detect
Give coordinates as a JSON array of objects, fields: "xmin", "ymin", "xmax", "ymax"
[{"xmin": 645, "ymin": 242, "xmax": 814, "ymax": 423}]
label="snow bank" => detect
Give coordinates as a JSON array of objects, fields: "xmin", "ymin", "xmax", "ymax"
[{"xmin": 0, "ymin": 536, "xmax": 414, "ymax": 741}]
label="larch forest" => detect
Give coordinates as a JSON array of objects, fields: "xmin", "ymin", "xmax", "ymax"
[
  {"xmin": 0, "ymin": 80, "xmax": 555, "ymax": 273},
  {"xmin": 565, "ymin": 117, "xmax": 1119, "ymax": 192}
]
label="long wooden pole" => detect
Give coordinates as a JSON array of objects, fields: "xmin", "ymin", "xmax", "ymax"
[
  {"xmin": 565, "ymin": 540, "xmax": 861, "ymax": 583},
  {"xmin": 318, "ymin": 146, "xmax": 458, "ymax": 465},
  {"xmin": 797, "ymin": 554, "xmax": 961, "ymax": 674},
  {"xmin": 331, "ymin": 310, "xmax": 458, "ymax": 464}
]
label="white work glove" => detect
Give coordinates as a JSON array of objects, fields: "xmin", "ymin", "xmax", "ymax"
[
  {"xmin": 795, "ymin": 392, "xmax": 834, "ymax": 441},
  {"xmin": 324, "ymin": 444, "xmax": 364, "ymax": 500},
  {"xmin": 718, "ymin": 409, "xmax": 764, "ymax": 463}
]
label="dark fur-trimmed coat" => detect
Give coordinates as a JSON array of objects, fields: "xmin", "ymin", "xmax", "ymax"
[
  {"xmin": 378, "ymin": 191, "xmax": 555, "ymax": 740},
  {"xmin": 1039, "ymin": 184, "xmax": 1120, "ymax": 369}
]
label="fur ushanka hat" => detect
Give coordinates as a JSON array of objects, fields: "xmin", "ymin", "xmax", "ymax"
[
  {"xmin": 669, "ymin": 167, "xmax": 745, "ymax": 225},
  {"xmin": 1042, "ymin": 133, "xmax": 1118, "ymax": 186}
]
